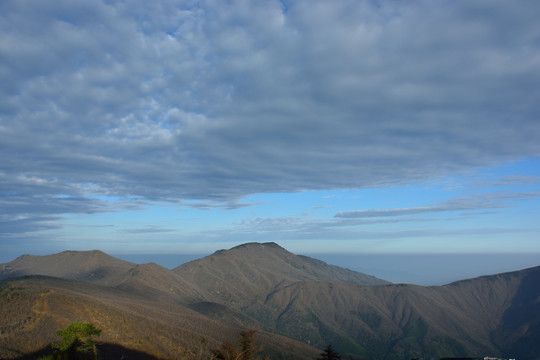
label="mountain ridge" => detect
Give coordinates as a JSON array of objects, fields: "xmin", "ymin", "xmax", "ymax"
[
  {"xmin": 0, "ymin": 250, "xmax": 135, "ymax": 287},
  {"xmin": 1, "ymin": 243, "xmax": 539, "ymax": 360}
]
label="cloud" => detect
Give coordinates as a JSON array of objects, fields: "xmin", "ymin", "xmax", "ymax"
[
  {"xmin": 335, "ymin": 191, "xmax": 540, "ymax": 218},
  {"xmin": 176, "ymin": 213, "xmax": 529, "ymax": 248},
  {"xmin": 120, "ymin": 226, "xmax": 175, "ymax": 234},
  {"xmin": 0, "ymin": 214, "xmax": 62, "ymax": 237},
  {"xmin": 181, "ymin": 200, "xmax": 258, "ymax": 211},
  {"xmin": 192, "ymin": 190, "xmax": 540, "ymax": 246},
  {"xmin": 1, "ymin": 0, "xmax": 540, "ymax": 235},
  {"xmin": 335, "ymin": 201, "xmax": 492, "ymax": 219},
  {"xmin": 473, "ymin": 175, "xmax": 540, "ymax": 188},
  {"xmin": 336, "ymin": 207, "xmax": 456, "ymax": 219}
]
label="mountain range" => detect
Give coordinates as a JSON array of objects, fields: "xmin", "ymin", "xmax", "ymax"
[{"xmin": 1, "ymin": 242, "xmax": 539, "ymax": 360}]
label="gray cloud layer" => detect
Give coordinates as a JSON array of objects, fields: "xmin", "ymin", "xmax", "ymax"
[
  {"xmin": 335, "ymin": 191, "xmax": 540, "ymax": 218},
  {"xmin": 1, "ymin": 0, "xmax": 540, "ymax": 235}
]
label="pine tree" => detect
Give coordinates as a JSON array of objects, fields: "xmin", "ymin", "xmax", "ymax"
[
  {"xmin": 212, "ymin": 329, "xmax": 264, "ymax": 360},
  {"xmin": 317, "ymin": 344, "xmax": 342, "ymax": 360},
  {"xmin": 239, "ymin": 330, "xmax": 264, "ymax": 360},
  {"xmin": 52, "ymin": 322, "xmax": 101, "ymax": 360}
]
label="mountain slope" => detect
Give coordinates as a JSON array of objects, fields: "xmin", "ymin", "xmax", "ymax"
[
  {"xmin": 178, "ymin": 242, "xmax": 389, "ymax": 286},
  {"xmin": 0, "ymin": 250, "xmax": 134, "ymax": 286},
  {"xmin": 173, "ymin": 242, "xmax": 388, "ymax": 305},
  {"xmin": 173, "ymin": 243, "xmax": 539, "ymax": 359},
  {"xmin": 1, "ymin": 244, "xmax": 539, "ymax": 360},
  {"xmin": 491, "ymin": 266, "xmax": 540, "ymax": 360},
  {"xmin": 0, "ymin": 251, "xmax": 206, "ymax": 304},
  {"xmin": 115, "ymin": 262, "xmax": 206, "ymax": 303},
  {"xmin": 256, "ymin": 272, "xmax": 529, "ymax": 359},
  {"xmin": 0, "ymin": 276, "xmax": 320, "ymax": 360}
]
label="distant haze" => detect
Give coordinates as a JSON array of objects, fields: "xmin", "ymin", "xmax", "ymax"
[{"xmin": 310, "ymin": 253, "xmax": 540, "ymax": 285}]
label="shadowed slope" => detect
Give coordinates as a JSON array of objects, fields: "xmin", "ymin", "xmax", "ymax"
[
  {"xmin": 492, "ymin": 266, "xmax": 540, "ymax": 360},
  {"xmin": 256, "ymin": 266, "xmax": 540, "ymax": 359},
  {"xmin": 10, "ymin": 343, "xmax": 162, "ymax": 360}
]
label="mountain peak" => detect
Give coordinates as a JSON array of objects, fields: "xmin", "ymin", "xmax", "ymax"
[
  {"xmin": 60, "ymin": 249, "xmax": 107, "ymax": 255},
  {"xmin": 173, "ymin": 242, "xmax": 390, "ymax": 308},
  {"xmin": 229, "ymin": 241, "xmax": 284, "ymax": 251},
  {"xmin": 234, "ymin": 241, "xmax": 281, "ymax": 247}
]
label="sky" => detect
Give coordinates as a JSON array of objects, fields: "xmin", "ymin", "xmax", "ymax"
[{"xmin": 1, "ymin": 0, "xmax": 540, "ymax": 283}]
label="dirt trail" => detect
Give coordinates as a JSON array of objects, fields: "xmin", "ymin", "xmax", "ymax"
[{"xmin": 27, "ymin": 292, "xmax": 49, "ymax": 330}]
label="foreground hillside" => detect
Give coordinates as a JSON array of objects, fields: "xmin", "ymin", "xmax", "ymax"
[
  {"xmin": 1, "ymin": 242, "xmax": 539, "ymax": 360},
  {"xmin": 0, "ymin": 276, "xmax": 319, "ymax": 359}
]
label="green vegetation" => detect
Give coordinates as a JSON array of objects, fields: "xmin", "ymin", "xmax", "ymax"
[{"xmin": 39, "ymin": 322, "xmax": 102, "ymax": 360}]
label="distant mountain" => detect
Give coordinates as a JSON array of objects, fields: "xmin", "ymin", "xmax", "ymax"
[
  {"xmin": 0, "ymin": 251, "xmax": 204, "ymax": 304},
  {"xmin": 172, "ymin": 242, "xmax": 389, "ymax": 305},
  {"xmin": 0, "ymin": 250, "xmax": 134, "ymax": 286},
  {"xmin": 1, "ymin": 243, "xmax": 539, "ymax": 360},
  {"xmin": 115, "ymin": 262, "xmax": 205, "ymax": 303}
]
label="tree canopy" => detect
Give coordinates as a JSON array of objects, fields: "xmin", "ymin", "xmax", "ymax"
[{"xmin": 52, "ymin": 322, "xmax": 101, "ymax": 359}]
